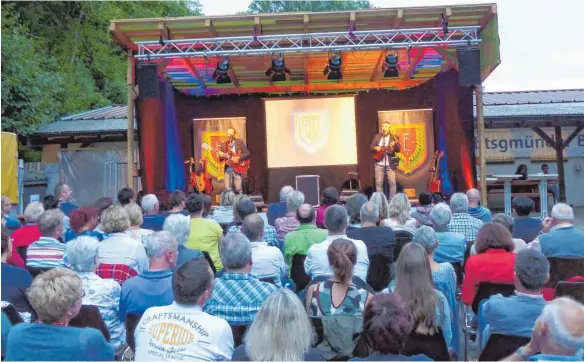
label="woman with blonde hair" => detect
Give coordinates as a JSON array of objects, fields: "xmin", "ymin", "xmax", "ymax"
[
  {"xmin": 232, "ymin": 288, "xmax": 322, "ymax": 361},
  {"xmin": 369, "ymin": 192, "xmax": 390, "ymax": 222},
  {"xmin": 211, "ymin": 190, "xmax": 236, "ymax": 224},
  {"xmin": 124, "ymin": 203, "xmax": 153, "ymax": 245},
  {"xmin": 382, "ymin": 193, "xmax": 417, "ymax": 231}
]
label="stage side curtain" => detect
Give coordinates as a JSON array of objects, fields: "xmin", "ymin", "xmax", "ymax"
[
  {"xmin": 1, "ymin": 132, "xmax": 18, "ymax": 202},
  {"xmin": 192, "ymin": 117, "xmax": 246, "ymax": 182},
  {"xmin": 160, "ymin": 80, "xmax": 186, "ymax": 192}
]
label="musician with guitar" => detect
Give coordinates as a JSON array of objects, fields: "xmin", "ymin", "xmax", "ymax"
[
  {"xmin": 370, "ymin": 121, "xmax": 401, "ymax": 199},
  {"xmin": 220, "ymin": 127, "xmax": 250, "ymax": 194}
]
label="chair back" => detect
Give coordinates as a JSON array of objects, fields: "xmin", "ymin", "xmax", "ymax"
[
  {"xmin": 393, "ymin": 230, "xmax": 414, "ymax": 261},
  {"xmin": 258, "ymin": 277, "xmax": 276, "ymax": 285},
  {"xmin": 366, "ymin": 254, "xmax": 391, "ymax": 292},
  {"xmin": 96, "ymin": 264, "xmax": 138, "ymax": 285},
  {"xmin": 69, "ymin": 304, "xmax": 110, "ymax": 342},
  {"xmin": 555, "ymin": 281, "xmax": 584, "ymax": 303},
  {"xmin": 1, "ymin": 303, "xmax": 23, "ymax": 325},
  {"xmin": 472, "ymin": 282, "xmax": 515, "ymax": 314},
  {"xmin": 125, "ymin": 313, "xmax": 142, "ymax": 351},
  {"xmin": 546, "ymin": 257, "xmax": 584, "ymax": 289},
  {"xmin": 230, "ymin": 324, "xmax": 250, "ymax": 347},
  {"xmin": 478, "ymin": 333, "xmax": 530, "ymax": 361},
  {"xmin": 26, "ymin": 266, "xmax": 51, "ymax": 278},
  {"xmin": 201, "ymin": 251, "xmax": 217, "ymax": 274},
  {"xmin": 450, "ymin": 262, "xmax": 463, "ymax": 288},
  {"xmin": 291, "ymin": 254, "xmax": 310, "ymax": 292},
  {"xmin": 401, "ymin": 328, "xmax": 449, "ymax": 361}
]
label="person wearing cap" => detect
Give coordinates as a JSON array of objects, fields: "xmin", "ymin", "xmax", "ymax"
[{"xmin": 64, "ymin": 206, "xmax": 104, "ymax": 242}]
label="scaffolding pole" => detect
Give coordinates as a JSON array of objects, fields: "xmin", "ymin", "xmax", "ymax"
[
  {"xmin": 476, "ymin": 84, "xmax": 488, "ymax": 206},
  {"xmin": 127, "ymin": 50, "xmax": 135, "ymax": 189}
]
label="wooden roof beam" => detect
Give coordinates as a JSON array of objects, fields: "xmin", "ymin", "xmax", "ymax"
[
  {"xmin": 109, "ymin": 22, "xmax": 137, "ymax": 51},
  {"xmin": 181, "ymin": 58, "xmax": 207, "ymax": 89},
  {"xmin": 303, "ymin": 14, "xmax": 310, "ymax": 33},
  {"xmin": 392, "ymin": 9, "xmax": 403, "ymax": 29},
  {"xmin": 254, "ymin": 16, "xmax": 262, "ymax": 36},
  {"xmin": 304, "ymin": 54, "xmax": 310, "ymax": 89},
  {"xmin": 405, "ymin": 48, "xmax": 426, "ymax": 79},
  {"xmin": 228, "ymin": 67, "xmax": 240, "ymax": 88},
  {"xmin": 438, "ymin": 7, "xmax": 452, "ymax": 28},
  {"xmin": 349, "ymin": 12, "xmax": 356, "ymax": 31},
  {"xmin": 157, "ymin": 21, "xmax": 170, "ymax": 41},
  {"xmin": 433, "ymin": 47, "xmax": 459, "ymax": 71},
  {"xmin": 479, "ymin": 4, "xmax": 497, "ymax": 29},
  {"xmin": 263, "ymin": 55, "xmax": 274, "ymax": 86},
  {"xmin": 205, "ymin": 19, "xmax": 216, "ymax": 37},
  {"xmin": 370, "ymin": 51, "xmax": 386, "ymax": 82}
]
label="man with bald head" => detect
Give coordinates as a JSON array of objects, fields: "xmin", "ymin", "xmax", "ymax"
[
  {"xmin": 504, "ymin": 297, "xmax": 584, "ymax": 361},
  {"xmin": 283, "ymin": 204, "xmax": 328, "ymax": 267},
  {"xmin": 466, "ymin": 188, "xmax": 492, "ymax": 223},
  {"xmin": 241, "ymin": 214, "xmax": 286, "ymax": 288}
]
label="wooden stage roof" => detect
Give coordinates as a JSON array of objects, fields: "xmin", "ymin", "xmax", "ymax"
[{"xmin": 110, "ymin": 4, "xmax": 500, "ymax": 96}]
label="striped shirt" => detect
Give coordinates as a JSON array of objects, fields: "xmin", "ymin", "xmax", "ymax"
[{"xmin": 26, "ymin": 237, "xmax": 67, "ymax": 269}]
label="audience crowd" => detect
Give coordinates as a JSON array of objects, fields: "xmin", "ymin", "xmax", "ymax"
[{"xmin": 1, "ymin": 182, "xmax": 584, "ymax": 361}]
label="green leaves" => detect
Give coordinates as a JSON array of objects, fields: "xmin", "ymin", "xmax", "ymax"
[{"xmin": 246, "ymin": 0, "xmax": 372, "ymax": 13}]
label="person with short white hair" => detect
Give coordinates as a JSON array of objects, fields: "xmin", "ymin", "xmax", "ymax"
[
  {"xmin": 211, "ymin": 190, "xmax": 236, "ymax": 225},
  {"xmin": 67, "ymin": 236, "xmax": 126, "ymax": 351},
  {"xmin": 140, "ymin": 193, "xmax": 164, "ymax": 231},
  {"xmin": 8, "ymin": 202, "xmax": 45, "ymax": 267},
  {"xmin": 528, "ymin": 203, "xmax": 584, "ymax": 258},
  {"xmin": 466, "ymin": 188, "xmax": 492, "ymax": 223},
  {"xmin": 275, "ymin": 190, "xmax": 305, "ymax": 241},
  {"xmin": 163, "ymin": 214, "xmax": 204, "ymax": 268},
  {"xmin": 504, "ymin": 297, "xmax": 584, "ymax": 361},
  {"xmin": 447, "ymin": 192, "xmax": 484, "ymax": 244},
  {"xmin": 429, "ymin": 203, "xmax": 466, "ymax": 264},
  {"xmin": 267, "ymin": 185, "xmax": 294, "ymax": 226}
]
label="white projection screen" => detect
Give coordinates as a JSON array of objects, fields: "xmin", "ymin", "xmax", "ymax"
[{"xmin": 265, "ymin": 96, "xmax": 358, "ymax": 168}]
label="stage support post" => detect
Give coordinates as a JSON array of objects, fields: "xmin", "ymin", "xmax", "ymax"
[
  {"xmin": 126, "ymin": 49, "xmax": 135, "ymax": 189},
  {"xmin": 554, "ymin": 126, "xmax": 566, "ymax": 202},
  {"xmin": 475, "ymin": 84, "xmax": 488, "ymax": 207}
]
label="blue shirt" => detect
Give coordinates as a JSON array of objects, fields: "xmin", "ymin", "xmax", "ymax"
[
  {"xmin": 530, "ymin": 354, "xmax": 583, "ymax": 361},
  {"xmin": 434, "ymin": 231, "xmax": 467, "ymax": 264},
  {"xmin": 513, "ymin": 216, "xmax": 542, "ymax": 243},
  {"xmin": 176, "ymin": 245, "xmax": 204, "ymax": 268},
  {"xmin": 141, "ymin": 214, "xmax": 165, "ymax": 231},
  {"xmin": 119, "ymin": 269, "xmax": 174, "ymax": 322},
  {"xmin": 204, "ymin": 272, "xmax": 277, "ymax": 325},
  {"xmin": 267, "ymin": 201, "xmax": 287, "ymax": 226},
  {"xmin": 5, "ymin": 323, "xmax": 113, "ymax": 361},
  {"xmin": 63, "ymin": 229, "xmax": 104, "ymax": 243},
  {"xmin": 59, "ymin": 201, "xmax": 79, "ymax": 217},
  {"xmin": 3, "ymin": 216, "xmax": 20, "ymax": 230},
  {"xmin": 1, "ymin": 263, "xmax": 33, "ymax": 313},
  {"xmin": 468, "ymin": 205, "xmax": 492, "ymax": 223},
  {"xmin": 540, "ymin": 226, "xmax": 584, "ymax": 258}
]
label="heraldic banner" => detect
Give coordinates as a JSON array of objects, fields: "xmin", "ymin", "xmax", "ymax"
[
  {"xmin": 193, "ymin": 117, "xmax": 246, "ymax": 183},
  {"xmin": 377, "ymin": 109, "xmax": 435, "ymax": 196}
]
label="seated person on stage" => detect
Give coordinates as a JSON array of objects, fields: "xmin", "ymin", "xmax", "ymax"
[
  {"xmin": 1, "ymin": 227, "xmax": 34, "ymax": 319},
  {"xmin": 304, "ymin": 205, "xmax": 369, "ymax": 282},
  {"xmin": 117, "ymin": 187, "xmax": 135, "ymax": 206},
  {"xmin": 64, "ymin": 206, "xmax": 103, "ymax": 242},
  {"xmin": 346, "ymin": 193, "xmax": 368, "ymax": 229},
  {"xmin": 119, "ymin": 231, "xmax": 177, "ymax": 323},
  {"xmin": 134, "ymin": 258, "xmax": 234, "ymax": 361},
  {"xmin": 529, "ymin": 203, "xmax": 584, "ymax": 258},
  {"xmin": 346, "ymin": 201, "xmax": 396, "ymax": 269},
  {"xmin": 461, "ymin": 223, "xmax": 517, "ymax": 306},
  {"xmin": 275, "ymin": 190, "xmax": 304, "ymax": 241},
  {"xmin": 140, "ymin": 194, "xmax": 164, "ymax": 231},
  {"xmin": 381, "ymin": 193, "xmax": 417, "ymax": 232},
  {"xmin": 467, "ymin": 188, "xmax": 492, "ymax": 223},
  {"xmin": 241, "ymin": 214, "xmax": 287, "ymax": 288},
  {"xmin": 163, "ymin": 214, "xmax": 204, "ymax": 269},
  {"xmin": 185, "ymin": 193, "xmax": 224, "ymax": 271},
  {"xmin": 124, "ymin": 203, "xmax": 154, "ymax": 245},
  {"xmin": 204, "ymin": 233, "xmax": 277, "ymax": 326},
  {"xmin": 284, "ymin": 204, "xmax": 328, "ymax": 267},
  {"xmin": 541, "ymin": 164, "xmax": 560, "ymax": 203},
  {"xmin": 410, "ymin": 191, "xmax": 435, "ymax": 228},
  {"xmin": 227, "ymin": 199, "xmax": 279, "ymax": 248},
  {"xmin": 54, "ymin": 183, "xmax": 79, "ymax": 217},
  {"xmin": 429, "ymin": 203, "xmax": 466, "ymax": 264},
  {"xmin": 306, "ymin": 238, "xmax": 373, "ymax": 317},
  {"xmin": 353, "ymin": 293, "xmax": 432, "ymax": 361},
  {"xmin": 5, "ymin": 268, "xmax": 114, "ymax": 361},
  {"xmin": 26, "ymin": 209, "xmax": 68, "ymax": 270},
  {"xmin": 479, "ymin": 248, "xmax": 549, "ymax": 349},
  {"xmin": 267, "ymin": 185, "xmax": 294, "ymax": 226},
  {"xmin": 515, "ymin": 164, "xmax": 528, "ymax": 181},
  {"xmin": 160, "ymin": 190, "xmax": 189, "ymax": 218},
  {"xmin": 9, "ymin": 201, "xmax": 44, "ymax": 267},
  {"xmin": 210, "ymin": 190, "xmax": 236, "ymax": 225},
  {"xmin": 447, "ymin": 193, "xmax": 484, "ymax": 245},
  {"xmin": 232, "ymin": 289, "xmax": 323, "ymax": 361},
  {"xmin": 512, "ymin": 196, "xmax": 542, "ymax": 243},
  {"xmin": 316, "ymin": 187, "xmax": 339, "ymax": 229},
  {"xmin": 503, "ymin": 297, "xmax": 584, "ymax": 361}
]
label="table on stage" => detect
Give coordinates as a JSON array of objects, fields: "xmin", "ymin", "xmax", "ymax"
[{"xmin": 490, "ymin": 174, "xmax": 558, "ymax": 218}]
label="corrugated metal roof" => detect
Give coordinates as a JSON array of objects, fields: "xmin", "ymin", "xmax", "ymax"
[
  {"xmin": 35, "ymin": 105, "xmax": 135, "ymax": 136},
  {"xmin": 481, "ymin": 89, "xmax": 584, "ymax": 106},
  {"xmin": 484, "ymin": 102, "xmax": 584, "ymax": 118}
]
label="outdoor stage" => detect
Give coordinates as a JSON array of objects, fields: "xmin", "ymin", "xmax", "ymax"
[{"xmin": 110, "ymin": 4, "xmax": 501, "ymax": 203}]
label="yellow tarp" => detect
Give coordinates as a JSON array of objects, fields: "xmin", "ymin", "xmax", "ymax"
[{"xmin": 1, "ymin": 132, "xmax": 19, "ymax": 202}]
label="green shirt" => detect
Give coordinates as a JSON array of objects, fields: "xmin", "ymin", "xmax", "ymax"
[
  {"xmin": 186, "ymin": 218, "xmax": 224, "ymax": 271},
  {"xmin": 284, "ymin": 224, "xmax": 328, "ymax": 266}
]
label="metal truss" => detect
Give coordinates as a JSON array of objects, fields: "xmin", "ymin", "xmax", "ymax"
[{"xmin": 135, "ymin": 26, "xmax": 480, "ymax": 60}]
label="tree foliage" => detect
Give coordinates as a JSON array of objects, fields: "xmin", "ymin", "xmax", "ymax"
[
  {"xmin": 1, "ymin": 1, "xmax": 201, "ymax": 135},
  {"xmin": 246, "ymin": 0, "xmax": 372, "ymax": 13}
]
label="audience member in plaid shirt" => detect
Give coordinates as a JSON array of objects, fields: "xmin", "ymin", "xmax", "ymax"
[
  {"xmin": 227, "ymin": 199, "xmax": 279, "ymax": 248},
  {"xmin": 447, "ymin": 193, "xmax": 484, "ymax": 245},
  {"xmin": 274, "ymin": 191, "xmax": 304, "ymax": 241},
  {"xmin": 204, "ymin": 233, "xmax": 277, "ymax": 325}
]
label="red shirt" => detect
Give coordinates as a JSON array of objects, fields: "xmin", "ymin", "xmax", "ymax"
[
  {"xmin": 315, "ymin": 205, "xmax": 331, "ymax": 229},
  {"xmin": 9, "ymin": 224, "xmax": 42, "ymax": 268},
  {"xmin": 461, "ymin": 249, "xmax": 516, "ymax": 305}
]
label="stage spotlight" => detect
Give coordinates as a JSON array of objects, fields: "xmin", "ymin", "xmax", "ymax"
[
  {"xmin": 213, "ymin": 59, "xmax": 232, "ymax": 84},
  {"xmin": 323, "ymin": 54, "xmax": 342, "ymax": 80},
  {"xmin": 265, "ymin": 56, "xmax": 291, "ymax": 82},
  {"xmin": 383, "ymin": 53, "xmax": 399, "ymax": 78}
]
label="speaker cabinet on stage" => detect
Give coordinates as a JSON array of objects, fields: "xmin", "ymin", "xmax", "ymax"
[
  {"xmin": 136, "ymin": 63, "xmax": 160, "ymax": 98},
  {"xmin": 296, "ymin": 175, "xmax": 320, "ymax": 206},
  {"xmin": 457, "ymin": 48, "xmax": 481, "ymax": 86}
]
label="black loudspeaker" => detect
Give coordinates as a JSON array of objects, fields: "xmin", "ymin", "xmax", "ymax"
[
  {"xmin": 136, "ymin": 63, "xmax": 159, "ymax": 98},
  {"xmin": 296, "ymin": 175, "xmax": 320, "ymax": 206},
  {"xmin": 457, "ymin": 48, "xmax": 481, "ymax": 86}
]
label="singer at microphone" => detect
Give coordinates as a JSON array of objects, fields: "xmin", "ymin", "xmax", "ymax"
[{"xmin": 370, "ymin": 121, "xmax": 401, "ymax": 198}]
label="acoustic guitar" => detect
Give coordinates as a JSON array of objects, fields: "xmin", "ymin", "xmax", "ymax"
[
  {"xmin": 372, "ymin": 134, "xmax": 400, "ymax": 162},
  {"xmin": 428, "ymin": 150, "xmax": 445, "ymax": 193},
  {"xmin": 202, "ymin": 143, "xmax": 251, "ymax": 174},
  {"xmin": 185, "ymin": 157, "xmax": 213, "ymax": 194}
]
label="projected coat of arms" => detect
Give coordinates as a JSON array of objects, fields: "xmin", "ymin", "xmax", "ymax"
[
  {"xmin": 390, "ymin": 123, "xmax": 427, "ymax": 176},
  {"xmin": 293, "ymin": 111, "xmax": 328, "ymax": 154}
]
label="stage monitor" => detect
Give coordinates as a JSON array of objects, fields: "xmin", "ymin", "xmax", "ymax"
[{"xmin": 264, "ymin": 96, "xmax": 358, "ymax": 168}]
